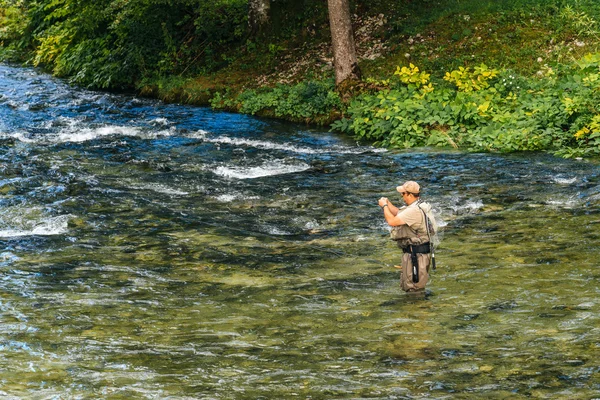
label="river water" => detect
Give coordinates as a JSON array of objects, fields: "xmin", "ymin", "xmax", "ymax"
[{"xmin": 0, "ymin": 64, "xmax": 599, "ymax": 398}]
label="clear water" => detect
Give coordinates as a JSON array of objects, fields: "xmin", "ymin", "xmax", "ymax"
[{"xmin": 0, "ymin": 64, "xmax": 599, "ymax": 399}]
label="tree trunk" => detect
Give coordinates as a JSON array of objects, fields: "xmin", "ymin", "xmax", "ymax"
[
  {"xmin": 249, "ymin": 0, "xmax": 270, "ymax": 36},
  {"xmin": 327, "ymin": 0, "xmax": 361, "ymax": 86}
]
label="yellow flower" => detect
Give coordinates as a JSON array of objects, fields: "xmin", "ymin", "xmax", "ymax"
[
  {"xmin": 575, "ymin": 127, "xmax": 590, "ymax": 139},
  {"xmin": 477, "ymin": 101, "xmax": 491, "ymax": 114},
  {"xmin": 420, "ymin": 83, "xmax": 434, "ymax": 94}
]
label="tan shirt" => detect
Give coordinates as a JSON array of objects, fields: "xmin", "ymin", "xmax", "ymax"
[{"xmin": 398, "ymin": 202, "xmax": 427, "ymax": 237}]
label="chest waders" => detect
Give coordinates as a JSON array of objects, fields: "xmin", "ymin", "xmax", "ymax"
[
  {"xmin": 390, "ymin": 200, "xmax": 436, "ymax": 283},
  {"xmin": 407, "ymin": 243, "xmax": 430, "ymax": 283}
]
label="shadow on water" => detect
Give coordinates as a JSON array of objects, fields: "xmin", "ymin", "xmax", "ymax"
[
  {"xmin": 379, "ymin": 289, "xmax": 433, "ymax": 307},
  {"xmin": 0, "ymin": 64, "xmax": 599, "ymax": 398}
]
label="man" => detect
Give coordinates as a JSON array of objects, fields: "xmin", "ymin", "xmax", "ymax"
[{"xmin": 378, "ymin": 181, "xmax": 436, "ymax": 292}]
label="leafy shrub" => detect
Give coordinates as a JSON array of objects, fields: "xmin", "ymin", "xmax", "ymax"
[
  {"xmin": 0, "ymin": 1, "xmax": 30, "ymax": 59},
  {"xmin": 332, "ymin": 56, "xmax": 600, "ymax": 157},
  {"xmin": 394, "ymin": 63, "xmax": 431, "ymax": 88},
  {"xmin": 17, "ymin": 0, "xmax": 248, "ymax": 89},
  {"xmin": 444, "ymin": 64, "xmax": 499, "ymax": 92},
  {"xmin": 211, "ymin": 80, "xmax": 342, "ymax": 124}
]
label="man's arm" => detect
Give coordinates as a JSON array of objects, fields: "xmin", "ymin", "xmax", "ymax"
[{"xmin": 378, "ymin": 197, "xmax": 407, "ymax": 227}]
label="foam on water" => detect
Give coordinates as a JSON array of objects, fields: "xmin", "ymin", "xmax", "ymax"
[
  {"xmin": 0, "ymin": 131, "xmax": 37, "ymax": 143},
  {"xmin": 552, "ymin": 176, "xmax": 577, "ymax": 185},
  {"xmin": 130, "ymin": 183, "xmax": 189, "ymax": 196},
  {"xmin": 545, "ymin": 198, "xmax": 580, "ymax": 208},
  {"xmin": 190, "ymin": 130, "xmax": 384, "ymax": 155},
  {"xmin": 214, "ymin": 193, "xmax": 260, "ymax": 202},
  {"xmin": 464, "ymin": 200, "xmax": 484, "ymax": 212},
  {"xmin": 261, "ymin": 225, "xmax": 293, "ymax": 236},
  {"xmin": 2, "ymin": 121, "xmax": 176, "ymax": 143},
  {"xmin": 56, "ymin": 125, "xmax": 175, "ymax": 143},
  {"xmin": 213, "ymin": 161, "xmax": 310, "ymax": 179},
  {"xmin": 0, "ymin": 215, "xmax": 70, "ymax": 238},
  {"xmin": 3, "ymin": 119, "xmax": 380, "ymax": 154},
  {"xmin": 445, "ymin": 200, "xmax": 484, "ymax": 215},
  {"xmin": 151, "ymin": 118, "xmax": 171, "ymax": 126}
]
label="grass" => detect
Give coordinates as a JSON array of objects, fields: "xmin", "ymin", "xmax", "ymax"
[
  {"xmin": 361, "ymin": 0, "xmax": 600, "ymax": 81},
  {"xmin": 135, "ymin": 0, "xmax": 600, "ymax": 106}
]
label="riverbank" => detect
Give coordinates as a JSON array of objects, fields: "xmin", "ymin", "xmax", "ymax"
[{"xmin": 2, "ymin": 0, "xmax": 600, "ymax": 157}]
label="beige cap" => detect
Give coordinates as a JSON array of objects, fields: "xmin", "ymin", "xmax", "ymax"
[{"xmin": 396, "ymin": 181, "xmax": 420, "ymax": 194}]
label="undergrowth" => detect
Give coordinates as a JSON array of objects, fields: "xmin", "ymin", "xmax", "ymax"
[{"xmin": 331, "ymin": 56, "xmax": 600, "ymax": 157}]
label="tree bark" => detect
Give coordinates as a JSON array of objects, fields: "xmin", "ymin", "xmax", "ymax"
[
  {"xmin": 327, "ymin": 0, "xmax": 361, "ymax": 86},
  {"xmin": 249, "ymin": 0, "xmax": 270, "ymax": 36}
]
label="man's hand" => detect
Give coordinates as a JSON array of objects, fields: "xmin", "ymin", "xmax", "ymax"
[{"xmin": 378, "ymin": 197, "xmax": 389, "ymax": 207}]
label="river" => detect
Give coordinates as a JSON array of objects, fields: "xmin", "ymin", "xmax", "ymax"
[{"xmin": 0, "ymin": 64, "xmax": 599, "ymax": 398}]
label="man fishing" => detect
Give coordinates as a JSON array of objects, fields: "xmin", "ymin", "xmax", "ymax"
[{"xmin": 378, "ymin": 181, "xmax": 437, "ymax": 292}]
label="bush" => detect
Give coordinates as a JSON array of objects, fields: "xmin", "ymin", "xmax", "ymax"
[
  {"xmin": 211, "ymin": 80, "xmax": 342, "ymax": 124},
  {"xmin": 0, "ymin": 0, "xmax": 30, "ymax": 60},
  {"xmin": 14, "ymin": 0, "xmax": 248, "ymax": 89},
  {"xmin": 332, "ymin": 55, "xmax": 600, "ymax": 157}
]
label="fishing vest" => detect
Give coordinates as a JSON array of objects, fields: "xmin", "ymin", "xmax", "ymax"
[
  {"xmin": 389, "ymin": 201, "xmax": 433, "ymax": 247},
  {"xmin": 390, "ymin": 224, "xmax": 428, "ymax": 247}
]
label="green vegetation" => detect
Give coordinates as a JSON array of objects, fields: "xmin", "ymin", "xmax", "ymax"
[
  {"xmin": 210, "ymin": 80, "xmax": 343, "ymax": 124},
  {"xmin": 333, "ymin": 59, "xmax": 600, "ymax": 157},
  {"xmin": 0, "ymin": 0, "xmax": 250, "ymax": 88},
  {"xmin": 2, "ymin": 0, "xmax": 600, "ymax": 157}
]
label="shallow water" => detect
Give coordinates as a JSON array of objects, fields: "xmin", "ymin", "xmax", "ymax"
[{"xmin": 0, "ymin": 64, "xmax": 599, "ymax": 399}]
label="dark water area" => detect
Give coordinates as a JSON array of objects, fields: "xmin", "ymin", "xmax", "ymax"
[{"xmin": 0, "ymin": 64, "xmax": 599, "ymax": 398}]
